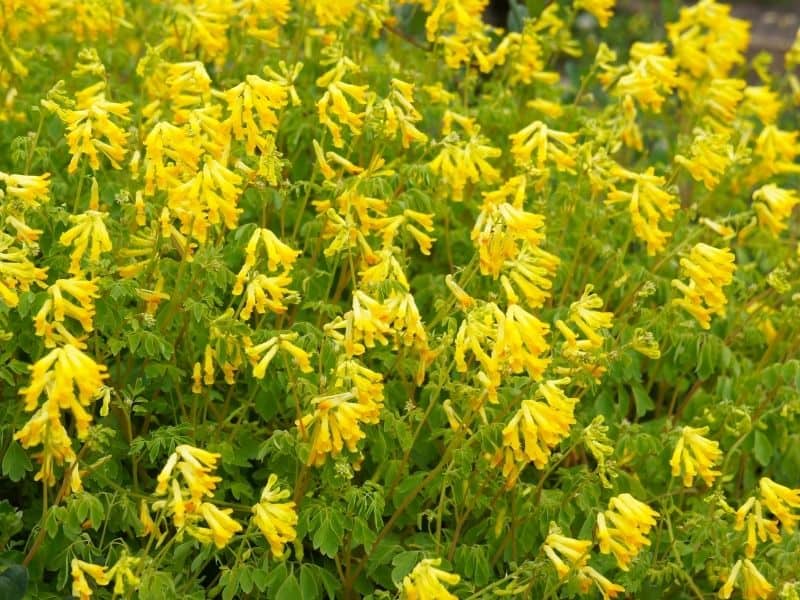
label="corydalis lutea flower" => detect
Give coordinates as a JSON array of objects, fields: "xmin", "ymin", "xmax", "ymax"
[
  {"xmin": 151, "ymin": 445, "xmax": 242, "ymax": 548},
  {"xmin": 497, "ymin": 378, "xmax": 578, "ymax": 487},
  {"xmin": 606, "ymin": 165, "xmax": 678, "ymax": 256},
  {"xmin": 596, "ymin": 493, "xmax": 658, "ymax": 571},
  {"xmin": 671, "ymin": 243, "xmax": 736, "ymax": 329},
  {"xmin": 542, "ymin": 525, "xmax": 626, "ymax": 598},
  {"xmin": 400, "ymin": 558, "xmax": 460, "ymax": 600},
  {"xmin": 670, "ymin": 425, "xmax": 722, "ymax": 487},
  {"xmin": 251, "ymin": 474, "xmax": 298, "ymax": 558},
  {"xmin": 718, "ymin": 559, "xmax": 773, "ymax": 600}
]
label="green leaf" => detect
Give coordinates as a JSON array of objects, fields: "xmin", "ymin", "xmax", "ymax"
[
  {"xmin": 310, "ymin": 507, "xmax": 345, "ymax": 558},
  {"xmin": 0, "ymin": 565, "xmax": 28, "ymax": 599},
  {"xmin": 632, "ymin": 385, "xmax": 654, "ymax": 418},
  {"xmin": 753, "ymin": 431, "xmax": 773, "ymax": 467},
  {"xmin": 2, "ymin": 440, "xmax": 33, "ymax": 482},
  {"xmin": 391, "ymin": 551, "xmax": 422, "ymax": 585},
  {"xmin": 300, "ymin": 565, "xmax": 320, "ymax": 600},
  {"xmin": 276, "ymin": 574, "xmax": 302, "ymax": 600}
]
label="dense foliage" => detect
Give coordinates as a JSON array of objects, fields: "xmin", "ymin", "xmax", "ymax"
[{"xmin": 1, "ymin": 0, "xmax": 800, "ymax": 598}]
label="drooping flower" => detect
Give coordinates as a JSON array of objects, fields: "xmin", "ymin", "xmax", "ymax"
[
  {"xmin": 251, "ymin": 474, "xmax": 298, "ymax": 558},
  {"xmin": 498, "ymin": 379, "xmax": 578, "ymax": 486},
  {"xmin": 670, "ymin": 426, "xmax": 722, "ymax": 487},
  {"xmin": 752, "ymin": 184, "xmax": 799, "ymax": 237},
  {"xmin": 400, "ymin": 558, "xmax": 460, "ymax": 600},
  {"xmin": 597, "ymin": 493, "xmax": 659, "ymax": 571},
  {"xmin": 671, "ymin": 243, "xmax": 736, "ymax": 329}
]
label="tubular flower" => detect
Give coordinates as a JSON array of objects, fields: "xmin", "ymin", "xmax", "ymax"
[
  {"xmin": 0, "ymin": 171, "xmax": 51, "ymax": 208},
  {"xmin": 671, "ymin": 243, "xmax": 736, "ymax": 329},
  {"xmin": 597, "ymin": 493, "xmax": 659, "ymax": 571},
  {"xmin": 752, "ymin": 184, "xmax": 799, "ymax": 237},
  {"xmin": 542, "ymin": 529, "xmax": 591, "ymax": 578},
  {"xmin": 429, "ymin": 134, "xmax": 502, "ymax": 202},
  {"xmin": 251, "ymin": 474, "xmax": 298, "ymax": 558},
  {"xmin": 150, "ymin": 445, "xmax": 242, "ymax": 548},
  {"xmin": 382, "ymin": 78, "xmax": 428, "ymax": 149},
  {"xmin": 18, "ymin": 344, "xmax": 108, "ymax": 430},
  {"xmin": 504, "ymin": 243, "xmax": 560, "ymax": 309},
  {"xmin": 606, "ymin": 165, "xmax": 678, "ymax": 256},
  {"xmin": 200, "ymin": 502, "xmax": 243, "ymax": 549},
  {"xmin": 500, "ymin": 303, "xmax": 551, "ymax": 380},
  {"xmin": 751, "ymin": 125, "xmax": 800, "ymax": 181},
  {"xmin": 674, "ymin": 129, "xmax": 733, "ymax": 190},
  {"xmin": 0, "ymin": 234, "xmax": 48, "ymax": 307},
  {"xmin": 669, "ymin": 425, "xmax": 722, "ymax": 487},
  {"xmin": 59, "ymin": 210, "xmax": 113, "ymax": 276},
  {"xmin": 759, "ymin": 477, "xmax": 800, "ymax": 532},
  {"xmin": 611, "ymin": 42, "xmax": 679, "ymax": 113},
  {"xmin": 498, "ymin": 378, "xmax": 578, "ymax": 486},
  {"xmin": 568, "ymin": 285, "xmax": 614, "ymax": 349},
  {"xmin": 734, "ymin": 497, "xmax": 780, "ymax": 559},
  {"xmin": 667, "ymin": 0, "xmax": 750, "ymax": 80},
  {"xmin": 71, "ymin": 559, "xmax": 110, "ymax": 600},
  {"xmin": 718, "ymin": 559, "xmax": 774, "ymax": 600},
  {"xmin": 245, "ymin": 332, "xmax": 314, "ymax": 378},
  {"xmin": 573, "ymin": 0, "xmax": 615, "ymax": 27},
  {"xmin": 229, "ymin": 228, "xmax": 299, "ymax": 319},
  {"xmin": 42, "ymin": 77, "xmax": 131, "ymax": 174},
  {"xmin": 316, "ymin": 58, "xmax": 370, "ymax": 148},
  {"xmin": 34, "ymin": 277, "xmax": 99, "ymax": 346},
  {"xmin": 543, "ymin": 525, "xmax": 625, "ymax": 598},
  {"xmin": 400, "ymin": 558, "xmax": 460, "ymax": 600},
  {"xmin": 509, "ymin": 121, "xmax": 578, "ymax": 175},
  {"xmin": 472, "ymin": 176, "xmax": 549, "ymax": 278},
  {"xmin": 215, "ymin": 74, "xmax": 291, "ymax": 155},
  {"xmin": 298, "ymin": 390, "xmax": 382, "ymax": 467}
]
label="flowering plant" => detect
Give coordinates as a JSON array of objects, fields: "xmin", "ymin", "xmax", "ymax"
[{"xmin": 1, "ymin": 0, "xmax": 800, "ymax": 598}]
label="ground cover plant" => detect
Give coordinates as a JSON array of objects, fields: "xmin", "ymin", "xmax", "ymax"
[{"xmin": 1, "ymin": 0, "xmax": 800, "ymax": 598}]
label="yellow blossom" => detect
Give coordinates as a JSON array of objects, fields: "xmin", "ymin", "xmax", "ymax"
[
  {"xmin": 670, "ymin": 426, "xmax": 722, "ymax": 487},
  {"xmin": 251, "ymin": 474, "xmax": 298, "ymax": 557},
  {"xmin": 597, "ymin": 493, "xmax": 658, "ymax": 571},
  {"xmin": 400, "ymin": 558, "xmax": 460, "ymax": 600}
]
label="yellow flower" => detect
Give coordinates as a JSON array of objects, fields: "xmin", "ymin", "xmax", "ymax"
[
  {"xmin": 667, "ymin": 0, "xmax": 750, "ymax": 80},
  {"xmin": 200, "ymin": 502, "xmax": 242, "ymax": 549},
  {"xmin": 216, "ymin": 74, "xmax": 289, "ymax": 155},
  {"xmin": 759, "ymin": 477, "xmax": 800, "ymax": 532},
  {"xmin": 542, "ymin": 529, "xmax": 591, "ymax": 578},
  {"xmin": 499, "ymin": 379, "xmax": 577, "ymax": 486},
  {"xmin": 509, "ymin": 121, "xmax": 578, "ymax": 174},
  {"xmin": 597, "ymin": 493, "xmax": 658, "ymax": 571},
  {"xmin": 299, "ymin": 390, "xmax": 381, "ymax": 466},
  {"xmin": 580, "ymin": 565, "xmax": 626, "ymax": 598},
  {"xmin": 674, "ymin": 129, "xmax": 733, "ymax": 190},
  {"xmin": 734, "ymin": 497, "xmax": 780, "ymax": 559},
  {"xmin": 246, "ymin": 333, "xmax": 314, "ymax": 378},
  {"xmin": 719, "ymin": 559, "xmax": 773, "ymax": 600},
  {"xmin": 573, "ymin": 0, "xmax": 616, "ymax": 27},
  {"xmin": 606, "ymin": 165, "xmax": 678, "ymax": 256},
  {"xmin": 670, "ymin": 426, "xmax": 722, "ymax": 487},
  {"xmin": 671, "ymin": 243, "xmax": 736, "ymax": 329},
  {"xmin": 612, "ymin": 42, "xmax": 678, "ymax": 113},
  {"xmin": 400, "ymin": 558, "xmax": 460, "ymax": 600},
  {"xmin": 251, "ymin": 474, "xmax": 298, "ymax": 557},
  {"xmin": 0, "ymin": 235, "xmax": 48, "ymax": 307},
  {"xmin": 0, "ymin": 171, "xmax": 51, "ymax": 207},
  {"xmin": 568, "ymin": 285, "xmax": 613, "ymax": 348},
  {"xmin": 429, "ymin": 134, "xmax": 501, "ymax": 202},
  {"xmin": 45, "ymin": 78, "xmax": 131, "ymax": 174},
  {"xmin": 59, "ymin": 210, "xmax": 113, "ymax": 276},
  {"xmin": 71, "ymin": 559, "xmax": 110, "ymax": 600},
  {"xmin": 752, "ymin": 184, "xmax": 799, "ymax": 237}
]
